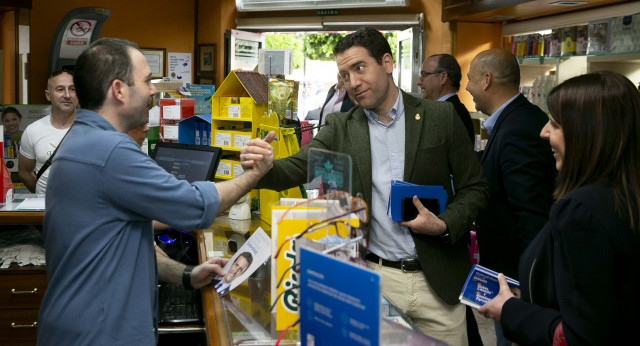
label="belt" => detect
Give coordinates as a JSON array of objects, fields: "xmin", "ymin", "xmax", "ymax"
[{"xmin": 366, "ymin": 253, "xmax": 422, "ymax": 272}]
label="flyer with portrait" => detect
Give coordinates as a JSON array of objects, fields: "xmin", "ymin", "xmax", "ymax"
[{"xmin": 213, "ymin": 227, "xmax": 271, "ymax": 297}]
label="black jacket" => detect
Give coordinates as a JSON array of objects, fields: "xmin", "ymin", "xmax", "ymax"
[{"xmin": 475, "ymin": 94, "xmax": 556, "ymax": 278}]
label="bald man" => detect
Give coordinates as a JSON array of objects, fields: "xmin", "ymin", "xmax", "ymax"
[{"xmin": 466, "ymin": 48, "xmax": 556, "ymax": 346}]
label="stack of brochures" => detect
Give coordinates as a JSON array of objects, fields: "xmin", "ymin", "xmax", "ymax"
[{"xmin": 459, "ymin": 264, "xmax": 520, "ymax": 309}]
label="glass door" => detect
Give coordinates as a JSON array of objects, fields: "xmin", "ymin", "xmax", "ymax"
[{"xmin": 396, "ymin": 27, "xmax": 423, "ymax": 95}]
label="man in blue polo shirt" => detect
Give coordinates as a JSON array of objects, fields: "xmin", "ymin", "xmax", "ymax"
[{"xmin": 38, "ymin": 38, "xmax": 275, "ymax": 346}]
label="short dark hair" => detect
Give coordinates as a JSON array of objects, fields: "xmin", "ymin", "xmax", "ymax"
[
  {"xmin": 1, "ymin": 106, "xmax": 23, "ymax": 121},
  {"xmin": 73, "ymin": 38, "xmax": 138, "ymax": 110},
  {"xmin": 333, "ymin": 27, "xmax": 392, "ymax": 65},
  {"xmin": 236, "ymin": 252, "xmax": 253, "ymax": 271},
  {"xmin": 431, "ymin": 54, "xmax": 462, "ymax": 90},
  {"xmin": 547, "ymin": 71, "xmax": 640, "ymax": 230},
  {"xmin": 49, "ymin": 68, "xmax": 74, "ymax": 81}
]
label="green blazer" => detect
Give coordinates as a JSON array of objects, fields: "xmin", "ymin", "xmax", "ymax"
[{"xmin": 258, "ymin": 91, "xmax": 489, "ymax": 305}]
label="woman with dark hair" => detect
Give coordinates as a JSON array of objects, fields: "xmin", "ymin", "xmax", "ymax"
[
  {"xmin": 479, "ymin": 71, "xmax": 640, "ymax": 345},
  {"xmin": 2, "ymin": 106, "xmax": 23, "ymax": 158}
]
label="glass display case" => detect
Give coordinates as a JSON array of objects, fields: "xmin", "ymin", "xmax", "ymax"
[{"xmin": 196, "ymin": 215, "xmax": 446, "ymax": 346}]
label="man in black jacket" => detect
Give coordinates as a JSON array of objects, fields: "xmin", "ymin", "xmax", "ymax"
[
  {"xmin": 418, "ymin": 54, "xmax": 475, "ymax": 143},
  {"xmin": 466, "ymin": 48, "xmax": 556, "ymax": 346}
]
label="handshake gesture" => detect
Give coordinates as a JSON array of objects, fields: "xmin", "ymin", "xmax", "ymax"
[{"xmin": 240, "ymin": 131, "xmax": 276, "ymax": 176}]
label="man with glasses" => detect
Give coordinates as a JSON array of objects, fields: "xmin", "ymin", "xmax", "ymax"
[
  {"xmin": 417, "ymin": 54, "xmax": 475, "ymax": 143},
  {"xmin": 418, "ymin": 54, "xmax": 483, "ymax": 346},
  {"xmin": 19, "ymin": 69, "xmax": 77, "ymax": 193},
  {"xmin": 242, "ymin": 27, "xmax": 489, "ymax": 345}
]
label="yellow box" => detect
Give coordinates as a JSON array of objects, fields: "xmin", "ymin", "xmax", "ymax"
[
  {"xmin": 215, "ymin": 159, "xmax": 244, "ymax": 179},
  {"xmin": 212, "ymin": 129, "xmax": 251, "ymax": 150},
  {"xmin": 232, "ymin": 130, "xmax": 252, "ymax": 149},
  {"xmin": 215, "ymin": 159, "xmax": 235, "ymax": 179},
  {"xmin": 213, "ymin": 129, "xmax": 234, "ymax": 148},
  {"xmin": 219, "ymin": 97, "xmax": 254, "ymax": 120}
]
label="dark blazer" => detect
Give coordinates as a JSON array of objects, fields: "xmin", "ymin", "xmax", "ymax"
[
  {"xmin": 475, "ymin": 94, "xmax": 556, "ymax": 278},
  {"xmin": 257, "ymin": 91, "xmax": 490, "ymax": 305},
  {"xmin": 319, "ymin": 84, "xmax": 356, "ymax": 125},
  {"xmin": 501, "ymin": 181, "xmax": 639, "ymax": 345},
  {"xmin": 445, "ymin": 94, "xmax": 475, "ymax": 143}
]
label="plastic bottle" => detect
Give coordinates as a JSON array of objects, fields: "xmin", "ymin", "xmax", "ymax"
[
  {"xmin": 531, "ymin": 75, "xmax": 542, "ymax": 105},
  {"xmin": 539, "ymin": 75, "xmax": 556, "ymax": 113}
]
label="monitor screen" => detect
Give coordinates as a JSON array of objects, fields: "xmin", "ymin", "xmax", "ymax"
[{"xmin": 151, "ymin": 142, "xmax": 222, "ymax": 183}]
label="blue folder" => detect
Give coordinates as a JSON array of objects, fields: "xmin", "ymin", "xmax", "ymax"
[{"xmin": 386, "ymin": 180, "xmax": 447, "ymax": 221}]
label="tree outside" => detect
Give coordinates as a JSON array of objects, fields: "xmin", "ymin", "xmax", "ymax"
[{"xmin": 265, "ymin": 32, "xmax": 398, "ymax": 119}]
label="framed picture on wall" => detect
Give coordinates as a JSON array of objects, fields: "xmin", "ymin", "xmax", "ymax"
[
  {"xmin": 197, "ymin": 44, "xmax": 216, "ymax": 84},
  {"xmin": 197, "ymin": 77, "xmax": 214, "ymax": 85},
  {"xmin": 140, "ymin": 48, "xmax": 166, "ymax": 78}
]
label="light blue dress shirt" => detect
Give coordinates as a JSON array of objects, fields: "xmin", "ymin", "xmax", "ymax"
[
  {"xmin": 363, "ymin": 90, "xmax": 418, "ymax": 261},
  {"xmin": 437, "ymin": 92, "xmax": 458, "ymax": 102},
  {"xmin": 482, "ymin": 93, "xmax": 520, "ymax": 135}
]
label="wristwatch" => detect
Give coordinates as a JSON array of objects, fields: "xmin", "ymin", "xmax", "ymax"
[{"xmin": 182, "ymin": 265, "xmax": 195, "ymax": 290}]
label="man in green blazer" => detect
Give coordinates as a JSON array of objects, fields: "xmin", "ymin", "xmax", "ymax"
[{"xmin": 242, "ymin": 27, "xmax": 488, "ymax": 345}]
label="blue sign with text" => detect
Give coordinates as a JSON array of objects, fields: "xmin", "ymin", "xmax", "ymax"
[{"xmin": 299, "ymin": 247, "xmax": 380, "ymax": 346}]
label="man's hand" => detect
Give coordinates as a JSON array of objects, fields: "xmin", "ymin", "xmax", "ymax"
[
  {"xmin": 399, "ymin": 195, "xmax": 447, "ymax": 236},
  {"xmin": 190, "ymin": 257, "xmax": 229, "ymax": 289},
  {"xmin": 240, "ymin": 131, "xmax": 275, "ymax": 171},
  {"xmin": 477, "ymin": 273, "xmax": 516, "ymax": 322}
]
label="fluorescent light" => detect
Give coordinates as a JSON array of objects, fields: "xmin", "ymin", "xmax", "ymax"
[
  {"xmin": 236, "ymin": 0, "xmax": 408, "ymax": 12},
  {"xmin": 549, "ymin": 1, "xmax": 588, "ymax": 6}
]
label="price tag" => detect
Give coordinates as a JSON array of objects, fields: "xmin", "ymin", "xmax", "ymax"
[
  {"xmin": 162, "ymin": 105, "xmax": 181, "ymax": 120},
  {"xmin": 215, "ymin": 132, "xmax": 232, "ymax": 147},
  {"xmin": 228, "ymin": 105, "xmax": 241, "ymax": 118},
  {"xmin": 234, "ymin": 134, "xmax": 251, "ymax": 148},
  {"xmin": 216, "ymin": 162, "xmax": 232, "ymax": 177},
  {"xmin": 162, "ymin": 125, "xmax": 179, "ymax": 140}
]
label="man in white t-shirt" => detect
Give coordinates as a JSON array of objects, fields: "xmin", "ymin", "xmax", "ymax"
[{"xmin": 19, "ymin": 70, "xmax": 77, "ymax": 193}]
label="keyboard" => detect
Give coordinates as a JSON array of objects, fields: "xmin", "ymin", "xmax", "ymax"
[{"xmin": 158, "ymin": 283, "xmax": 203, "ymax": 324}]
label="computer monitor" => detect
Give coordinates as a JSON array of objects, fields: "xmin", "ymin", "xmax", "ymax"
[{"xmin": 151, "ymin": 142, "xmax": 222, "ymax": 183}]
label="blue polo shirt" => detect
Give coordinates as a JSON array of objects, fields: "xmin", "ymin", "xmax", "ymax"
[{"xmin": 39, "ymin": 109, "xmax": 220, "ymax": 346}]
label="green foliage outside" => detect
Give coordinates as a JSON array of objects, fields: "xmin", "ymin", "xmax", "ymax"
[
  {"xmin": 265, "ymin": 32, "xmax": 398, "ymax": 69},
  {"xmin": 265, "ymin": 33, "xmax": 305, "ymax": 69}
]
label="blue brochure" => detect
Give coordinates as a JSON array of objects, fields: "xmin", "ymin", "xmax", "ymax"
[
  {"xmin": 186, "ymin": 84, "xmax": 215, "ymax": 115},
  {"xmin": 299, "ymin": 247, "xmax": 381, "ymax": 346},
  {"xmin": 459, "ymin": 264, "xmax": 520, "ymax": 309},
  {"xmin": 386, "ymin": 180, "xmax": 447, "ymax": 221}
]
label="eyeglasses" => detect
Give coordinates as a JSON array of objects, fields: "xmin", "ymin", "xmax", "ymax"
[{"xmin": 419, "ymin": 71, "xmax": 442, "ymax": 78}]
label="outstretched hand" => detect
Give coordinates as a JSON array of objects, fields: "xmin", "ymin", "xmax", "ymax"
[
  {"xmin": 240, "ymin": 131, "xmax": 275, "ymax": 172},
  {"xmin": 399, "ymin": 195, "xmax": 447, "ymax": 236},
  {"xmin": 190, "ymin": 257, "xmax": 229, "ymax": 289},
  {"xmin": 477, "ymin": 273, "xmax": 515, "ymax": 322}
]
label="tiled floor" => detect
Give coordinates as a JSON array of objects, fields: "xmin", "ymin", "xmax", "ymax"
[{"xmin": 474, "ymin": 309, "xmax": 497, "ymax": 346}]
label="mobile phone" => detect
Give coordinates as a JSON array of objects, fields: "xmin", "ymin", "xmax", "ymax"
[{"xmin": 401, "ymin": 197, "xmax": 440, "ymax": 221}]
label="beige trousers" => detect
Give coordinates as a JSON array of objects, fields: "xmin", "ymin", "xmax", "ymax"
[{"xmin": 367, "ymin": 259, "xmax": 468, "ymax": 346}]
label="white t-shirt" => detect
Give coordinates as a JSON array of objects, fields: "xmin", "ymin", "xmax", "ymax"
[{"xmin": 19, "ymin": 115, "xmax": 70, "ymax": 194}]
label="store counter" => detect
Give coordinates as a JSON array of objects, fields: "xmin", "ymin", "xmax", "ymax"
[
  {"xmin": 0, "ymin": 194, "xmax": 45, "ymax": 225},
  {"xmin": 195, "ymin": 215, "xmax": 444, "ymax": 346}
]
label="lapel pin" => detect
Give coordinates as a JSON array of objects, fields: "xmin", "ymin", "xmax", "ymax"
[{"xmin": 415, "ymin": 113, "xmax": 421, "ymax": 120}]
